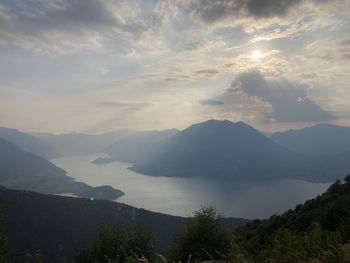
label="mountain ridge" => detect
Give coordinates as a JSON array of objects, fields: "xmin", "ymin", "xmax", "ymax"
[
  {"xmin": 271, "ymin": 123, "xmax": 350, "ymax": 157},
  {"xmin": 0, "ymin": 138, "xmax": 123, "ymax": 200},
  {"xmin": 0, "ymin": 126, "xmax": 55, "ymax": 159},
  {"xmin": 132, "ymin": 119, "xmax": 305, "ymax": 180},
  {"xmin": 102, "ymin": 128, "xmax": 180, "ymax": 164}
]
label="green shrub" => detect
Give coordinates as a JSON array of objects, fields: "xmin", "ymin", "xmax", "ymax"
[
  {"xmin": 167, "ymin": 206, "xmax": 232, "ymax": 263},
  {"xmin": 75, "ymin": 224, "xmax": 156, "ymax": 263}
]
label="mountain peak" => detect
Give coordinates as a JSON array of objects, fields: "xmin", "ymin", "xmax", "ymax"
[
  {"xmin": 188, "ymin": 120, "xmax": 257, "ymax": 136},
  {"xmin": 132, "ymin": 118, "xmax": 300, "ymax": 179},
  {"xmin": 198, "ymin": 119, "xmax": 250, "ymax": 127}
]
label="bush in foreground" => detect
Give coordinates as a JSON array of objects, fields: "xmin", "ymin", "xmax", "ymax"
[
  {"xmin": 75, "ymin": 224, "xmax": 156, "ymax": 263},
  {"xmin": 167, "ymin": 206, "xmax": 233, "ymax": 263}
]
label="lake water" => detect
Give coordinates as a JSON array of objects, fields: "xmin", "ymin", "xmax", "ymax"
[{"xmin": 52, "ymin": 154, "xmax": 331, "ymax": 219}]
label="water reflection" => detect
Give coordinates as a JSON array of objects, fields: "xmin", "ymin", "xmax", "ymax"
[{"xmin": 52, "ymin": 154, "xmax": 331, "ymax": 219}]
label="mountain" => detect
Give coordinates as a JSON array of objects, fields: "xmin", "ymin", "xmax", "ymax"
[
  {"xmin": 0, "ymin": 126, "xmax": 133, "ymax": 159},
  {"xmin": 0, "ymin": 186, "xmax": 249, "ymax": 262},
  {"xmin": 0, "ymin": 138, "xmax": 123, "ymax": 200},
  {"xmin": 31, "ymin": 129, "xmax": 133, "ymax": 158},
  {"xmin": 0, "ymin": 127, "xmax": 55, "ymax": 159},
  {"xmin": 132, "ymin": 120, "xmax": 304, "ymax": 180},
  {"xmin": 270, "ymin": 123, "xmax": 350, "ymax": 157},
  {"xmin": 100, "ymin": 129, "xmax": 179, "ymax": 164}
]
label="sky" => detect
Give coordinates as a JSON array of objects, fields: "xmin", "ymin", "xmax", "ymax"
[{"xmin": 0, "ymin": 0, "xmax": 349, "ymax": 133}]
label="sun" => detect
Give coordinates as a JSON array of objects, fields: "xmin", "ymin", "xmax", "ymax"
[{"xmin": 251, "ymin": 50, "xmax": 263, "ymax": 60}]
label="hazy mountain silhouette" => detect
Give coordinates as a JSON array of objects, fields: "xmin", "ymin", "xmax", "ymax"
[
  {"xmin": 0, "ymin": 127, "xmax": 55, "ymax": 159},
  {"xmin": 271, "ymin": 123, "xmax": 350, "ymax": 157},
  {"xmin": 306, "ymin": 150, "xmax": 350, "ymax": 180},
  {"xmin": 132, "ymin": 120, "xmax": 304, "ymax": 180},
  {"xmin": 0, "ymin": 138, "xmax": 123, "ymax": 200},
  {"xmin": 32, "ymin": 129, "xmax": 133, "ymax": 158},
  {"xmin": 102, "ymin": 129, "xmax": 179, "ymax": 164}
]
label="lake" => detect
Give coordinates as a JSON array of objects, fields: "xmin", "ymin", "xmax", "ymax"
[{"xmin": 52, "ymin": 154, "xmax": 331, "ymax": 219}]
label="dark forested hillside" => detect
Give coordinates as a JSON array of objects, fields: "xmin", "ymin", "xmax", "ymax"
[
  {"xmin": 0, "ymin": 187, "xmax": 248, "ymax": 263},
  {"xmin": 233, "ymin": 175, "xmax": 350, "ymax": 262}
]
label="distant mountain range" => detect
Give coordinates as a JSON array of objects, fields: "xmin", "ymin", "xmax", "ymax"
[
  {"xmin": 32, "ymin": 129, "xmax": 133, "ymax": 158},
  {"xmin": 270, "ymin": 123, "xmax": 350, "ymax": 157},
  {"xmin": 0, "ymin": 127, "xmax": 56, "ymax": 159},
  {"xmin": 97, "ymin": 129, "xmax": 179, "ymax": 164},
  {"xmin": 1, "ymin": 120, "xmax": 350, "ymax": 261},
  {"xmin": 129, "ymin": 120, "xmax": 350, "ymax": 181},
  {"xmin": 0, "ymin": 138, "xmax": 123, "ymax": 200},
  {"xmin": 0, "ymin": 186, "xmax": 248, "ymax": 262},
  {"xmin": 1, "ymin": 121, "xmax": 350, "ymax": 183},
  {"xmin": 0, "ymin": 127, "xmax": 133, "ymax": 159}
]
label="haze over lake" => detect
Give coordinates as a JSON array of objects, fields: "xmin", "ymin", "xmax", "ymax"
[{"xmin": 52, "ymin": 154, "xmax": 330, "ymax": 219}]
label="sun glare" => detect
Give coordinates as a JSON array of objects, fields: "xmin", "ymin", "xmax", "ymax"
[{"xmin": 251, "ymin": 50, "xmax": 263, "ymax": 60}]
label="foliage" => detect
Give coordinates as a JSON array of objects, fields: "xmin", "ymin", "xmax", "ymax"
[
  {"xmin": 233, "ymin": 176, "xmax": 350, "ymax": 262},
  {"xmin": 167, "ymin": 206, "xmax": 232, "ymax": 263},
  {"xmin": 74, "ymin": 224, "xmax": 156, "ymax": 263},
  {"xmin": 0, "ymin": 214, "xmax": 14, "ymax": 263},
  {"xmin": 165, "ymin": 175, "xmax": 350, "ymax": 262}
]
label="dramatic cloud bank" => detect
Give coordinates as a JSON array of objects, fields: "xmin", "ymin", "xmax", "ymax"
[
  {"xmin": 0, "ymin": 0, "xmax": 349, "ymax": 132},
  {"xmin": 231, "ymin": 70, "xmax": 334, "ymax": 122}
]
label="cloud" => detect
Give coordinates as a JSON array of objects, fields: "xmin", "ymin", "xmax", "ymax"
[
  {"xmin": 199, "ymin": 99, "xmax": 224, "ymax": 105},
  {"xmin": 96, "ymin": 101, "xmax": 151, "ymax": 111},
  {"xmin": 189, "ymin": 0, "xmax": 337, "ymax": 24},
  {"xmin": 246, "ymin": 0, "xmax": 302, "ymax": 18},
  {"xmin": 0, "ymin": 0, "xmax": 173, "ymax": 54},
  {"xmin": 184, "ymin": 39, "xmax": 226, "ymax": 52},
  {"xmin": 229, "ymin": 69, "xmax": 335, "ymax": 122},
  {"xmin": 247, "ymin": 13, "xmax": 335, "ymax": 43},
  {"xmin": 0, "ymin": 0, "xmax": 346, "ymax": 55},
  {"xmin": 190, "ymin": 0, "xmax": 244, "ymax": 24},
  {"xmin": 0, "ymin": 0, "xmax": 118, "ymax": 53},
  {"xmin": 184, "ymin": 0, "xmax": 345, "ymax": 42},
  {"xmin": 194, "ymin": 69, "xmax": 220, "ymax": 78},
  {"xmin": 189, "ymin": 0, "xmax": 302, "ymax": 26},
  {"xmin": 307, "ymin": 37, "xmax": 350, "ymax": 63}
]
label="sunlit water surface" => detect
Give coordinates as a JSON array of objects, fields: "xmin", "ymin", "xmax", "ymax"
[{"xmin": 52, "ymin": 154, "xmax": 331, "ymax": 219}]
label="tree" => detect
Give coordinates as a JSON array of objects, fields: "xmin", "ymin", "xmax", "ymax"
[
  {"xmin": 75, "ymin": 224, "xmax": 156, "ymax": 263},
  {"xmin": 0, "ymin": 215, "xmax": 13, "ymax": 263},
  {"xmin": 168, "ymin": 206, "xmax": 232, "ymax": 263}
]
